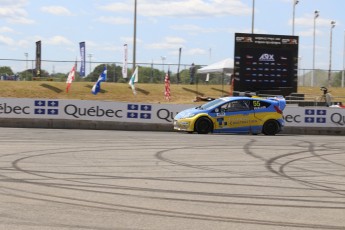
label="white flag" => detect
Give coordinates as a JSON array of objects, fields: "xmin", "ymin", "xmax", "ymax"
[
  {"xmin": 206, "ymin": 73, "xmax": 210, "ymax": 82},
  {"xmin": 128, "ymin": 66, "xmax": 138, "ymax": 95},
  {"xmin": 122, "ymin": 44, "xmax": 128, "ymax": 78}
]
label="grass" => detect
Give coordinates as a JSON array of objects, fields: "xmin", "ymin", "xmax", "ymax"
[{"xmin": 1, "ymin": 81, "xmax": 345, "ymax": 104}]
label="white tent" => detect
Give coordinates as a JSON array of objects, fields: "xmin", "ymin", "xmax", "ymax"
[{"xmin": 197, "ymin": 58, "xmax": 233, "ymax": 74}]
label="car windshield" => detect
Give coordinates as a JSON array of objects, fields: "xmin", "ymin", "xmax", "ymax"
[{"xmin": 197, "ymin": 98, "xmax": 226, "ymax": 110}]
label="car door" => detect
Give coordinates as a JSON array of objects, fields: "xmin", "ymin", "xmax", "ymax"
[{"xmin": 210, "ymin": 99, "xmax": 252, "ymax": 133}]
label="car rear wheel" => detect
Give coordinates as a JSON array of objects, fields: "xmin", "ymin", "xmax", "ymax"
[
  {"xmin": 262, "ymin": 120, "xmax": 279, "ymax": 135},
  {"xmin": 195, "ymin": 117, "xmax": 213, "ymax": 134}
]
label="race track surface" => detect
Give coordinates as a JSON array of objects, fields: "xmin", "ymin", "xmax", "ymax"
[{"xmin": 0, "ymin": 128, "xmax": 344, "ymax": 230}]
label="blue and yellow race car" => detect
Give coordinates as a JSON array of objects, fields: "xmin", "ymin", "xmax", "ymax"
[{"xmin": 174, "ymin": 96, "xmax": 286, "ymax": 135}]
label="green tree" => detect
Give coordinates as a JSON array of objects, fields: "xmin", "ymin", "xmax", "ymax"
[
  {"xmin": 0, "ymin": 66, "xmax": 14, "ymax": 76},
  {"xmin": 331, "ymin": 71, "xmax": 343, "ymax": 87}
]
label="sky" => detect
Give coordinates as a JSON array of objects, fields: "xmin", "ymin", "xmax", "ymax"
[{"xmin": 0, "ymin": 0, "xmax": 344, "ymax": 74}]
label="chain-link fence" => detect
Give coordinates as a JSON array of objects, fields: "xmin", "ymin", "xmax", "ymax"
[
  {"xmin": 1, "ymin": 58, "xmax": 344, "ymax": 88},
  {"xmin": 298, "ymin": 68, "xmax": 344, "ymax": 88}
]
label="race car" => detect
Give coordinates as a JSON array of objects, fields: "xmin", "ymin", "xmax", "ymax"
[{"xmin": 174, "ymin": 96, "xmax": 286, "ymax": 135}]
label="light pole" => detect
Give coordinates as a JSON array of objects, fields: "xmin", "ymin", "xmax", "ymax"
[
  {"xmin": 328, "ymin": 20, "xmax": 336, "ymax": 87},
  {"xmin": 133, "ymin": 0, "xmax": 137, "ymax": 71},
  {"xmin": 251, "ymin": 0, "xmax": 255, "ymax": 33},
  {"xmin": 341, "ymin": 30, "xmax": 345, "ymax": 88},
  {"xmin": 24, "ymin": 53, "xmax": 28, "ymax": 80},
  {"xmin": 298, "ymin": 56, "xmax": 303, "ymax": 86},
  {"xmin": 161, "ymin": 56, "xmax": 166, "ymax": 73},
  {"xmin": 292, "ymin": 0, "xmax": 299, "ymax": 35},
  {"xmin": 88, "ymin": 53, "xmax": 93, "ymax": 75},
  {"xmin": 311, "ymin": 10, "xmax": 319, "ymax": 87}
]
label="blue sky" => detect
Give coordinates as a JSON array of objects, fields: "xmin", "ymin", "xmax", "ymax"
[{"xmin": 0, "ymin": 0, "xmax": 344, "ymax": 74}]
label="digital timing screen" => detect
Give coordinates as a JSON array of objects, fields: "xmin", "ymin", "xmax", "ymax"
[{"xmin": 234, "ymin": 33, "xmax": 298, "ymax": 96}]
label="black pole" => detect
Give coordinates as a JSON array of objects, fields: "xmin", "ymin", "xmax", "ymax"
[{"xmin": 114, "ymin": 63, "xmax": 117, "ymax": 82}]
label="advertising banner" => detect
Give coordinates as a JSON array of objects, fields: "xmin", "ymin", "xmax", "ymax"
[
  {"xmin": 122, "ymin": 44, "xmax": 128, "ymax": 78},
  {"xmin": 0, "ymin": 98, "xmax": 345, "ymax": 128},
  {"xmin": 79, "ymin": 42, "xmax": 86, "ymax": 77},
  {"xmin": 0, "ymin": 98, "xmax": 191, "ymax": 124},
  {"xmin": 35, "ymin": 40, "xmax": 41, "ymax": 78}
]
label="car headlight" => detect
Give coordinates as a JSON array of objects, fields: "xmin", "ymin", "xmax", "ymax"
[{"xmin": 180, "ymin": 113, "xmax": 196, "ymax": 119}]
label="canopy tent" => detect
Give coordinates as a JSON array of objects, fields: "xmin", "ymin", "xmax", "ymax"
[
  {"xmin": 197, "ymin": 58, "xmax": 234, "ymax": 96},
  {"xmin": 197, "ymin": 58, "xmax": 233, "ymax": 74}
]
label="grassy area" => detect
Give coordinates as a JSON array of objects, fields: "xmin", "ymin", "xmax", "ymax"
[{"xmin": 1, "ymin": 81, "xmax": 345, "ymax": 104}]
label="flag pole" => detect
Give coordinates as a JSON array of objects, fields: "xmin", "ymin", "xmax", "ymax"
[{"xmin": 177, "ymin": 47, "xmax": 182, "ymax": 84}]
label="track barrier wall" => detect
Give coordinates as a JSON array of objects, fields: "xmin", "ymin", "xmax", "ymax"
[{"xmin": 0, "ymin": 98, "xmax": 344, "ymax": 135}]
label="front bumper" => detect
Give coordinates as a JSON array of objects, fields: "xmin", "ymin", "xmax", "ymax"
[{"xmin": 173, "ymin": 119, "xmax": 194, "ymax": 132}]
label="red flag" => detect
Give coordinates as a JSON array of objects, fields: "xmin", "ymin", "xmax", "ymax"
[
  {"xmin": 66, "ymin": 64, "xmax": 76, "ymax": 93},
  {"xmin": 164, "ymin": 72, "xmax": 171, "ymax": 101}
]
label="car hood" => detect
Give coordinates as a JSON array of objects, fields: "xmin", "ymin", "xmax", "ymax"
[{"xmin": 174, "ymin": 107, "xmax": 207, "ymax": 119}]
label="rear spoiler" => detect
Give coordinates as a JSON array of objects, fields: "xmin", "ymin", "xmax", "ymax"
[{"xmin": 268, "ymin": 96, "xmax": 286, "ymax": 111}]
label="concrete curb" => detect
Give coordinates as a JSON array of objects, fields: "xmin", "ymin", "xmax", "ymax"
[{"xmin": 1, "ymin": 118, "xmax": 345, "ymax": 135}]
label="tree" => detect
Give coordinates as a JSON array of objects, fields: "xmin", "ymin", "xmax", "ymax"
[
  {"xmin": 0, "ymin": 66, "xmax": 14, "ymax": 76},
  {"xmin": 331, "ymin": 71, "xmax": 343, "ymax": 87}
]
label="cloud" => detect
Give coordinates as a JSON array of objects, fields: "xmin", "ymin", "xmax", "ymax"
[
  {"xmin": 170, "ymin": 24, "xmax": 233, "ymax": 34},
  {"xmin": 96, "ymin": 16, "xmax": 132, "ymax": 25},
  {"xmin": 40, "ymin": 6, "xmax": 72, "ymax": 16},
  {"xmin": 146, "ymin": 36, "xmax": 186, "ymax": 50},
  {"xmin": 45, "ymin": 35, "xmax": 73, "ymax": 45},
  {"xmin": 98, "ymin": 2, "xmax": 131, "ymax": 12},
  {"xmin": 0, "ymin": 35, "xmax": 15, "ymax": 46},
  {"xmin": 0, "ymin": 26, "xmax": 15, "ymax": 33},
  {"xmin": 0, "ymin": 0, "xmax": 34, "ymax": 24},
  {"xmin": 294, "ymin": 13, "xmax": 340, "ymax": 28},
  {"xmin": 184, "ymin": 48, "xmax": 208, "ymax": 56},
  {"xmin": 99, "ymin": 0, "xmax": 251, "ymax": 17}
]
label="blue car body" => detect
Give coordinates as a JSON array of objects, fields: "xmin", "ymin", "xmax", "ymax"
[{"xmin": 174, "ymin": 96, "xmax": 286, "ymax": 135}]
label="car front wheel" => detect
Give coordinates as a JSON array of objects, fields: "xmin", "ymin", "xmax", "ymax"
[{"xmin": 195, "ymin": 117, "xmax": 213, "ymax": 134}]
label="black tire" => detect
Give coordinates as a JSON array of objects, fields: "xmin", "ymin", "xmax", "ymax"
[
  {"xmin": 262, "ymin": 120, "xmax": 279, "ymax": 135},
  {"xmin": 195, "ymin": 117, "xmax": 213, "ymax": 134}
]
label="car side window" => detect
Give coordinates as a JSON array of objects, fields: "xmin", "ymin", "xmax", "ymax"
[{"xmin": 226, "ymin": 100, "xmax": 250, "ymax": 112}]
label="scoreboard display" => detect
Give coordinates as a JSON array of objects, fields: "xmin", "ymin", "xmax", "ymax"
[{"xmin": 233, "ymin": 33, "xmax": 298, "ymax": 96}]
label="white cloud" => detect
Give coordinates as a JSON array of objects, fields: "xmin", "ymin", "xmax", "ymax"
[
  {"xmin": 96, "ymin": 16, "xmax": 132, "ymax": 25},
  {"xmin": 184, "ymin": 48, "xmax": 208, "ymax": 56},
  {"xmin": 146, "ymin": 36, "xmax": 186, "ymax": 50},
  {"xmin": 294, "ymin": 14, "xmax": 340, "ymax": 28},
  {"xmin": 40, "ymin": 6, "xmax": 72, "ymax": 16},
  {"xmin": 99, "ymin": 0, "xmax": 251, "ymax": 17},
  {"xmin": 0, "ymin": 26, "xmax": 15, "ymax": 33},
  {"xmin": 0, "ymin": 35, "xmax": 15, "ymax": 46},
  {"xmin": 170, "ymin": 24, "xmax": 233, "ymax": 34},
  {"xmin": 120, "ymin": 36, "xmax": 143, "ymax": 45},
  {"xmin": 0, "ymin": 0, "xmax": 34, "ymax": 24},
  {"xmin": 45, "ymin": 35, "xmax": 73, "ymax": 45}
]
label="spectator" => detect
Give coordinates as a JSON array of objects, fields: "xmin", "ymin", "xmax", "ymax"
[{"xmin": 189, "ymin": 63, "xmax": 196, "ymax": 84}]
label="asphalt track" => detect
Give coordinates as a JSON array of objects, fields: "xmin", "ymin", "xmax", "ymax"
[{"xmin": 0, "ymin": 128, "xmax": 344, "ymax": 230}]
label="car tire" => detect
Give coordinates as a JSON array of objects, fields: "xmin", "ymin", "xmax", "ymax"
[
  {"xmin": 195, "ymin": 117, "xmax": 213, "ymax": 134},
  {"xmin": 262, "ymin": 120, "xmax": 279, "ymax": 135}
]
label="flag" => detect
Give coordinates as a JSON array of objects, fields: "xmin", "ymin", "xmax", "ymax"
[
  {"xmin": 79, "ymin": 42, "xmax": 86, "ymax": 77},
  {"xmin": 66, "ymin": 63, "xmax": 76, "ymax": 93},
  {"xmin": 35, "ymin": 40, "xmax": 41, "ymax": 78},
  {"xmin": 129, "ymin": 66, "xmax": 138, "ymax": 95},
  {"xmin": 164, "ymin": 71, "xmax": 171, "ymax": 101},
  {"xmin": 91, "ymin": 65, "xmax": 107, "ymax": 95},
  {"xmin": 122, "ymin": 44, "xmax": 128, "ymax": 78}
]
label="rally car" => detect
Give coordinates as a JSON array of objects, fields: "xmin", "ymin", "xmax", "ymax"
[{"xmin": 174, "ymin": 96, "xmax": 286, "ymax": 135}]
